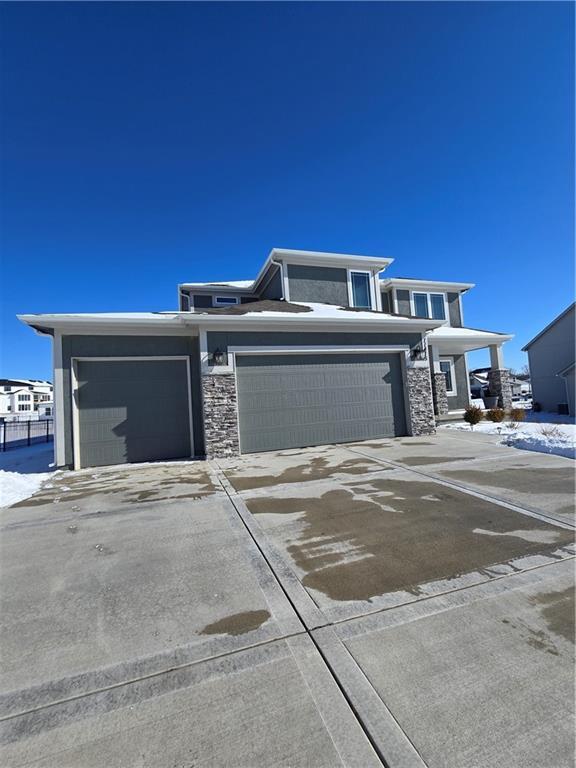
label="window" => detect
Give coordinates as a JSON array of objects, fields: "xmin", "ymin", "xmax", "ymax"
[
  {"xmin": 7, "ymin": 406, "xmax": 11, "ymax": 411},
  {"xmin": 439, "ymin": 358, "xmax": 457, "ymax": 395},
  {"xmin": 45, "ymin": 407, "xmax": 52, "ymax": 416},
  {"xmin": 3, "ymin": 386, "xmax": 11, "ymax": 392},
  {"xmin": 18, "ymin": 394, "xmax": 31, "ymax": 401},
  {"xmin": 349, "ymin": 271, "xmax": 372, "ymax": 309},
  {"xmin": 18, "ymin": 404, "xmax": 31, "ymax": 411},
  {"xmin": 213, "ymin": 296, "xmax": 239, "ymax": 306},
  {"xmin": 412, "ymin": 292, "xmax": 446, "ymax": 320}
]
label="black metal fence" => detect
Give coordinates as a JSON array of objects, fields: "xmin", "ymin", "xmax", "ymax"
[{"xmin": 0, "ymin": 420, "xmax": 54, "ymax": 451}]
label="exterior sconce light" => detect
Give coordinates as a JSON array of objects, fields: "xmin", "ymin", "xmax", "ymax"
[
  {"xmin": 410, "ymin": 343, "xmax": 427, "ymax": 361},
  {"xmin": 211, "ymin": 348, "xmax": 225, "ymax": 366}
]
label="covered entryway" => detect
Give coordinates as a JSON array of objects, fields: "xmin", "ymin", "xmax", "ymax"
[
  {"xmin": 72, "ymin": 357, "xmax": 193, "ymax": 468},
  {"xmin": 235, "ymin": 352, "xmax": 407, "ymax": 453}
]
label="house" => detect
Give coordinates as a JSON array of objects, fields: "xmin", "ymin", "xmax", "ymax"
[
  {"xmin": 0, "ymin": 379, "xmax": 53, "ymax": 422},
  {"xmin": 469, "ymin": 368, "xmax": 531, "ymax": 399},
  {"xmin": 522, "ymin": 303, "xmax": 575, "ymax": 416},
  {"xmin": 19, "ymin": 248, "xmax": 513, "ymax": 469}
]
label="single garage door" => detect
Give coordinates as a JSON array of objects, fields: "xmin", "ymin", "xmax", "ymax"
[
  {"xmin": 74, "ymin": 358, "xmax": 192, "ymax": 468},
  {"xmin": 236, "ymin": 352, "xmax": 407, "ymax": 453}
]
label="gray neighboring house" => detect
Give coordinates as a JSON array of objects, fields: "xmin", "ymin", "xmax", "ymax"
[
  {"xmin": 522, "ymin": 303, "xmax": 575, "ymax": 416},
  {"xmin": 19, "ymin": 248, "xmax": 513, "ymax": 469}
]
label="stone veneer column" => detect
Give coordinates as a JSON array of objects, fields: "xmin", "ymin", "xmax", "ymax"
[
  {"xmin": 488, "ymin": 369, "xmax": 513, "ymax": 410},
  {"xmin": 431, "ymin": 371, "xmax": 449, "ymax": 416},
  {"xmin": 406, "ymin": 367, "xmax": 436, "ymax": 436},
  {"xmin": 201, "ymin": 374, "xmax": 240, "ymax": 459}
]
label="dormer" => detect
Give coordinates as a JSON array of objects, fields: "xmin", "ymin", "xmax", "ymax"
[
  {"xmin": 178, "ymin": 281, "xmax": 257, "ymax": 311},
  {"xmin": 263, "ymin": 249, "xmax": 393, "ymax": 310},
  {"xmin": 380, "ymin": 279, "xmax": 474, "ymax": 327}
]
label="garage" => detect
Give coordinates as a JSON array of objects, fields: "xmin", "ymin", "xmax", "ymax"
[
  {"xmin": 72, "ymin": 358, "xmax": 192, "ymax": 468},
  {"xmin": 236, "ymin": 352, "xmax": 407, "ymax": 453}
]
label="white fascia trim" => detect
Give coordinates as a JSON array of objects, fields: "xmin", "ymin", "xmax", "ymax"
[
  {"xmin": 381, "ymin": 279, "xmax": 475, "ymax": 292},
  {"xmin": 271, "ymin": 248, "xmax": 393, "ymax": 272},
  {"xmin": 189, "ymin": 315, "xmax": 445, "ymax": 331},
  {"xmin": 202, "ymin": 343, "xmax": 425, "ymax": 375},
  {"xmin": 70, "ymin": 356, "xmax": 194, "ymax": 471}
]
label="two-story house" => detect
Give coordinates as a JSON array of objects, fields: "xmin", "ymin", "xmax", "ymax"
[
  {"xmin": 19, "ymin": 249, "xmax": 513, "ymax": 469},
  {"xmin": 0, "ymin": 379, "xmax": 53, "ymax": 422}
]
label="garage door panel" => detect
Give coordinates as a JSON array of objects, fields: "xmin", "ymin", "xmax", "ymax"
[
  {"xmin": 236, "ymin": 353, "xmax": 406, "ymax": 453},
  {"xmin": 76, "ymin": 359, "xmax": 191, "ymax": 468}
]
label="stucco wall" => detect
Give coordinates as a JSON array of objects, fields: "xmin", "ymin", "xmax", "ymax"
[
  {"xmin": 287, "ymin": 264, "xmax": 349, "ymax": 305},
  {"xmin": 446, "ymin": 354, "xmax": 470, "ymax": 410}
]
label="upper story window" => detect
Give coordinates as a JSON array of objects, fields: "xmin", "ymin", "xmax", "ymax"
[
  {"xmin": 349, "ymin": 271, "xmax": 372, "ymax": 309},
  {"xmin": 213, "ymin": 296, "xmax": 239, "ymax": 306},
  {"xmin": 412, "ymin": 292, "xmax": 446, "ymax": 320},
  {"xmin": 18, "ymin": 394, "xmax": 31, "ymax": 401},
  {"xmin": 3, "ymin": 386, "xmax": 11, "ymax": 392}
]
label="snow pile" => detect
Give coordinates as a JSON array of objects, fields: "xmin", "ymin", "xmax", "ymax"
[
  {"xmin": 442, "ymin": 414, "xmax": 576, "ymax": 460},
  {"xmin": 0, "ymin": 444, "xmax": 56, "ymax": 507}
]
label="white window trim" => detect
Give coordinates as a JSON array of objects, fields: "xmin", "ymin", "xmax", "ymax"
[
  {"xmin": 347, "ymin": 269, "xmax": 378, "ymax": 310},
  {"xmin": 410, "ymin": 291, "xmax": 449, "ymax": 324},
  {"xmin": 439, "ymin": 356, "xmax": 457, "ymax": 396},
  {"xmin": 213, "ymin": 296, "xmax": 240, "ymax": 307},
  {"xmin": 70, "ymin": 356, "xmax": 194, "ymax": 471}
]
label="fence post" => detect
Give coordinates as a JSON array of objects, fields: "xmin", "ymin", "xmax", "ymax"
[
  {"xmin": 46, "ymin": 418, "xmax": 49, "ymax": 442},
  {"xmin": 27, "ymin": 420, "xmax": 31, "ymax": 446},
  {"xmin": 1, "ymin": 423, "xmax": 4, "ymax": 453}
]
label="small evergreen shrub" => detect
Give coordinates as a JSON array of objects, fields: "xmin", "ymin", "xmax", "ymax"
[
  {"xmin": 486, "ymin": 408, "xmax": 505, "ymax": 423},
  {"xmin": 464, "ymin": 405, "xmax": 484, "ymax": 430}
]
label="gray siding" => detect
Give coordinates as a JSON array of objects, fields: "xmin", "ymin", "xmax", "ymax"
[
  {"xmin": 527, "ymin": 305, "xmax": 575, "ymax": 412},
  {"xmin": 396, "ymin": 290, "xmax": 411, "ymax": 316},
  {"xmin": 258, "ymin": 265, "xmax": 283, "ymax": 300},
  {"xmin": 207, "ymin": 330, "xmax": 423, "ymax": 366},
  {"xmin": 60, "ymin": 335, "xmax": 204, "ymax": 467},
  {"xmin": 447, "ymin": 292, "xmax": 462, "ymax": 326},
  {"xmin": 287, "ymin": 264, "xmax": 348, "ymax": 306},
  {"xmin": 191, "ymin": 294, "xmax": 213, "ymax": 308},
  {"xmin": 446, "ymin": 354, "xmax": 470, "ymax": 410},
  {"xmin": 236, "ymin": 352, "xmax": 406, "ymax": 453}
]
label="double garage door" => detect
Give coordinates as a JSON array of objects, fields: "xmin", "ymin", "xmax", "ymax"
[
  {"xmin": 236, "ymin": 352, "xmax": 407, "ymax": 454},
  {"xmin": 74, "ymin": 359, "xmax": 192, "ymax": 469}
]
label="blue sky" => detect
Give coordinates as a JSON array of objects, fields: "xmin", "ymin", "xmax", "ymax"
[{"xmin": 1, "ymin": 1, "xmax": 573, "ymax": 378}]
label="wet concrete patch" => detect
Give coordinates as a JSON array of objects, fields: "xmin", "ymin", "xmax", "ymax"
[
  {"xmin": 200, "ymin": 610, "xmax": 271, "ymax": 636},
  {"xmin": 246, "ymin": 478, "xmax": 574, "ymax": 603},
  {"xmin": 225, "ymin": 457, "xmax": 382, "ymax": 492},
  {"xmin": 396, "ymin": 455, "xmax": 476, "ymax": 466},
  {"xmin": 440, "ymin": 467, "xmax": 574, "ymax": 496},
  {"xmin": 531, "ymin": 585, "xmax": 575, "ymax": 644}
]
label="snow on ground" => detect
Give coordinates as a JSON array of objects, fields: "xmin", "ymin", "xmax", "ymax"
[
  {"xmin": 0, "ymin": 443, "xmax": 57, "ymax": 507},
  {"xmin": 441, "ymin": 412, "xmax": 576, "ymax": 460}
]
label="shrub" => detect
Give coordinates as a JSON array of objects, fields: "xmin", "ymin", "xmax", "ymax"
[
  {"xmin": 486, "ymin": 408, "xmax": 506, "ymax": 423},
  {"xmin": 464, "ymin": 405, "xmax": 484, "ymax": 430},
  {"xmin": 537, "ymin": 424, "xmax": 563, "ymax": 439},
  {"xmin": 509, "ymin": 408, "xmax": 526, "ymax": 423}
]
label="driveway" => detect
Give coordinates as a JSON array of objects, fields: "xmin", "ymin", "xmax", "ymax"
[{"xmin": 1, "ymin": 433, "xmax": 574, "ymax": 767}]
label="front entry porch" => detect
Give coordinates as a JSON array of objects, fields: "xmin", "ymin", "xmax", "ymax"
[{"xmin": 427, "ymin": 327, "xmax": 514, "ymax": 418}]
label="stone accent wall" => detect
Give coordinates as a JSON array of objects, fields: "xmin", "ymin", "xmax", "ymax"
[
  {"xmin": 488, "ymin": 368, "xmax": 513, "ymax": 410},
  {"xmin": 201, "ymin": 374, "xmax": 239, "ymax": 459},
  {"xmin": 406, "ymin": 367, "xmax": 436, "ymax": 436},
  {"xmin": 431, "ymin": 371, "xmax": 449, "ymax": 416}
]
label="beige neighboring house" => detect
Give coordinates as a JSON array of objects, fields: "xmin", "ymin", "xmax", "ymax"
[{"xmin": 522, "ymin": 303, "xmax": 575, "ymax": 416}]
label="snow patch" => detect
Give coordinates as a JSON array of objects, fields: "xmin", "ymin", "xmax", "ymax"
[
  {"xmin": 441, "ymin": 413, "xmax": 576, "ymax": 460},
  {"xmin": 0, "ymin": 444, "xmax": 57, "ymax": 507}
]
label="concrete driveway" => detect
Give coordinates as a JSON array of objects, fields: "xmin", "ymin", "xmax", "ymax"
[{"xmin": 1, "ymin": 433, "xmax": 574, "ymax": 767}]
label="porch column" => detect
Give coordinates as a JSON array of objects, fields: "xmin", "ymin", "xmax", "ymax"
[
  {"xmin": 429, "ymin": 345, "xmax": 449, "ymax": 416},
  {"xmin": 488, "ymin": 344, "xmax": 512, "ymax": 409}
]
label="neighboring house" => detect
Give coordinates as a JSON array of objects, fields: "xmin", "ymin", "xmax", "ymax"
[
  {"xmin": 522, "ymin": 303, "xmax": 575, "ymax": 416},
  {"xmin": 19, "ymin": 248, "xmax": 513, "ymax": 469},
  {"xmin": 469, "ymin": 368, "xmax": 531, "ymax": 399},
  {"xmin": 0, "ymin": 379, "xmax": 53, "ymax": 422},
  {"xmin": 38, "ymin": 401, "xmax": 54, "ymax": 419}
]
